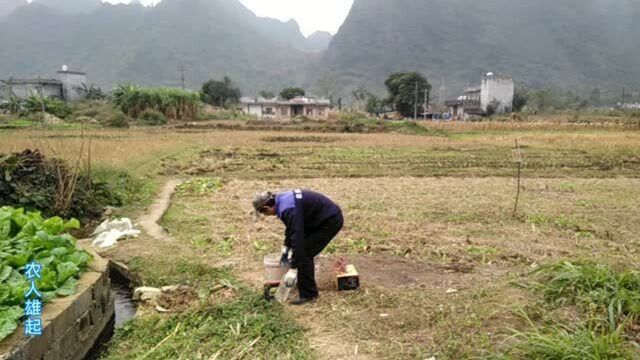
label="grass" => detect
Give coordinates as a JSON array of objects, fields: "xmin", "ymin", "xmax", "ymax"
[
  {"xmin": 500, "ymin": 325, "xmax": 636, "ymax": 360},
  {"xmin": 102, "ymin": 291, "xmax": 312, "ymax": 360},
  {"xmin": 493, "ymin": 261, "xmax": 640, "ymax": 359},
  {"xmin": 152, "ymin": 175, "xmax": 640, "ymax": 358},
  {"xmin": 105, "ymin": 256, "xmax": 312, "ymax": 359},
  {"xmin": 127, "ymin": 257, "xmax": 236, "ymax": 291},
  {"xmin": 530, "ymin": 262, "xmax": 640, "ymax": 325},
  {"xmin": 166, "ymin": 145, "xmax": 640, "ymax": 179}
]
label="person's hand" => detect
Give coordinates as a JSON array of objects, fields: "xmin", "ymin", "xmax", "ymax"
[
  {"xmin": 284, "ymin": 269, "xmax": 298, "ymax": 287},
  {"xmin": 279, "ymin": 246, "xmax": 291, "ymax": 266}
]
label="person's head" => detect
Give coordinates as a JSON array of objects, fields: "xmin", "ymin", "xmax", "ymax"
[{"xmin": 253, "ymin": 191, "xmax": 276, "ymax": 216}]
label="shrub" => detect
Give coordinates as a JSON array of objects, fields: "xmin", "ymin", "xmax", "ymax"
[
  {"xmin": 111, "ymin": 85, "xmax": 200, "ymax": 120},
  {"xmin": 0, "ymin": 150, "xmax": 121, "ymax": 222},
  {"xmin": 102, "ymin": 112, "xmax": 131, "ymax": 128},
  {"xmin": 137, "ymin": 109, "xmax": 167, "ymax": 126},
  {"xmin": 23, "ymin": 96, "xmax": 72, "ymax": 119}
]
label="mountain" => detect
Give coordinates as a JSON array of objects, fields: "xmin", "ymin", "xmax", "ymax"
[
  {"xmin": 0, "ymin": 0, "xmax": 317, "ymax": 92},
  {"xmin": 2, "ymin": 0, "xmax": 639, "ymax": 98},
  {"xmin": 247, "ymin": 17, "xmax": 331, "ymax": 52},
  {"xmin": 322, "ymin": 0, "xmax": 640, "ymax": 97},
  {"xmin": 32, "ymin": 0, "xmax": 102, "ymax": 14},
  {"xmin": 0, "ymin": 0, "xmax": 26, "ymax": 18},
  {"xmin": 251, "ymin": 18, "xmax": 307, "ymax": 49},
  {"xmin": 306, "ymin": 31, "xmax": 333, "ymax": 52}
]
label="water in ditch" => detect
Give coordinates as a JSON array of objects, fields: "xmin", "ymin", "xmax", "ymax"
[
  {"xmin": 84, "ymin": 270, "xmax": 137, "ymax": 360},
  {"xmin": 111, "ymin": 278, "xmax": 137, "ymax": 328}
]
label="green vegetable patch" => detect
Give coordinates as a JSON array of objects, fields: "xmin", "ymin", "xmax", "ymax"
[{"xmin": 0, "ymin": 206, "xmax": 92, "ymax": 341}]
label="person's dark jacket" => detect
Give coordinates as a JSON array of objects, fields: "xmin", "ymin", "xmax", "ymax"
[{"xmin": 275, "ymin": 190, "xmax": 341, "ymax": 268}]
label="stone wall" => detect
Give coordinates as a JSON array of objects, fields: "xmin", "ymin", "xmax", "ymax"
[{"xmin": 0, "ymin": 244, "xmax": 114, "ymax": 360}]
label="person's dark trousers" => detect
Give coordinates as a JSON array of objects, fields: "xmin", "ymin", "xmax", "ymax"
[{"xmin": 298, "ymin": 212, "xmax": 344, "ymax": 299}]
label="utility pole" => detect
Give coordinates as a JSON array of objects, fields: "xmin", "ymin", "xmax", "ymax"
[
  {"xmin": 37, "ymin": 76, "xmax": 45, "ymax": 124},
  {"xmin": 179, "ymin": 64, "xmax": 185, "ymax": 90},
  {"xmin": 621, "ymin": 87, "xmax": 626, "ymax": 105},
  {"xmin": 414, "ymin": 81, "xmax": 418, "ymax": 120},
  {"xmin": 423, "ymin": 89, "xmax": 428, "ymax": 120}
]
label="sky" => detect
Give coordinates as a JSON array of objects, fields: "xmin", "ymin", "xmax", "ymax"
[{"xmin": 98, "ymin": 0, "xmax": 354, "ymax": 36}]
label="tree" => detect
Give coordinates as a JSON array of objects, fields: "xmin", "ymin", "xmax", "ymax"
[
  {"xmin": 201, "ymin": 76, "xmax": 241, "ymax": 107},
  {"xmin": 0, "ymin": 96, "xmax": 23, "ymax": 114},
  {"xmin": 528, "ymin": 88, "xmax": 555, "ymax": 110},
  {"xmin": 74, "ymin": 83, "xmax": 107, "ymax": 100},
  {"xmin": 365, "ymin": 94, "xmax": 386, "ymax": 117},
  {"xmin": 280, "ymin": 87, "xmax": 305, "ymax": 100},
  {"xmin": 513, "ymin": 86, "xmax": 528, "ymax": 112},
  {"xmin": 384, "ymin": 72, "xmax": 431, "ymax": 118},
  {"xmin": 589, "ymin": 88, "xmax": 601, "ymax": 107},
  {"xmin": 352, "ymin": 86, "xmax": 370, "ymax": 111},
  {"xmin": 259, "ymin": 90, "xmax": 275, "ymax": 99}
]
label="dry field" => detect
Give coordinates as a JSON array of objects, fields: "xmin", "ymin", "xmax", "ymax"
[
  {"xmin": 2, "ymin": 123, "xmax": 639, "ymax": 359},
  {"xmin": 158, "ymin": 176, "xmax": 640, "ymax": 359}
]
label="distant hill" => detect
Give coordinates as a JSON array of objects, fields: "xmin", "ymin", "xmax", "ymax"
[
  {"xmin": 0, "ymin": 0, "xmax": 317, "ymax": 92},
  {"xmin": 0, "ymin": 0, "xmax": 26, "ymax": 18},
  {"xmin": 32, "ymin": 0, "xmax": 102, "ymax": 14},
  {"xmin": 322, "ymin": 0, "xmax": 640, "ymax": 97},
  {"xmin": 306, "ymin": 31, "xmax": 333, "ymax": 52},
  {"xmin": 1, "ymin": 0, "xmax": 639, "ymax": 98}
]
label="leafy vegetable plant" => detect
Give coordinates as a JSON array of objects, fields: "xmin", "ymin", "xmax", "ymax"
[{"xmin": 0, "ymin": 206, "xmax": 92, "ymax": 340}]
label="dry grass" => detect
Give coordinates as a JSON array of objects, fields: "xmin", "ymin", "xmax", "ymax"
[
  {"xmin": 1, "ymin": 126, "xmax": 638, "ymax": 174},
  {"xmin": 159, "ymin": 176, "xmax": 640, "ymax": 359}
]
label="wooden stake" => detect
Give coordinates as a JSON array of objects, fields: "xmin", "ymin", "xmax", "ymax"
[{"xmin": 512, "ymin": 139, "xmax": 522, "ymax": 216}]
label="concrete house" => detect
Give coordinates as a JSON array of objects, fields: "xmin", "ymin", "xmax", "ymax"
[
  {"xmin": 446, "ymin": 73, "xmax": 514, "ymax": 119},
  {"xmin": 239, "ymin": 96, "xmax": 330, "ymax": 120},
  {"xmin": 1, "ymin": 78, "xmax": 64, "ymax": 100},
  {"xmin": 0, "ymin": 66, "xmax": 87, "ymax": 102}
]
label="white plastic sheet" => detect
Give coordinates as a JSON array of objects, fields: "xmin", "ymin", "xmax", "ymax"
[{"xmin": 91, "ymin": 218, "xmax": 141, "ymax": 248}]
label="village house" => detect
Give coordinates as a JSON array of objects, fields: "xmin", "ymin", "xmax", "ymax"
[
  {"xmin": 239, "ymin": 96, "xmax": 330, "ymax": 120},
  {"xmin": 446, "ymin": 72, "xmax": 514, "ymax": 119},
  {"xmin": 0, "ymin": 66, "xmax": 87, "ymax": 102}
]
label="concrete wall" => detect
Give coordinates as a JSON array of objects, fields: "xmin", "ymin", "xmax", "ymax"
[
  {"xmin": 480, "ymin": 75, "xmax": 514, "ymax": 114},
  {"xmin": 56, "ymin": 72, "xmax": 86, "ymax": 102},
  {"xmin": 0, "ymin": 245, "xmax": 114, "ymax": 360},
  {"xmin": 7, "ymin": 83, "xmax": 63, "ymax": 100},
  {"xmin": 247, "ymin": 104, "xmax": 262, "ymax": 117}
]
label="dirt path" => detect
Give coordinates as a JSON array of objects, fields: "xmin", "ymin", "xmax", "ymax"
[{"xmin": 138, "ymin": 179, "xmax": 180, "ymax": 242}]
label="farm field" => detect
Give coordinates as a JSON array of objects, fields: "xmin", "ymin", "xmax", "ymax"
[{"xmin": 1, "ymin": 123, "xmax": 639, "ymax": 359}]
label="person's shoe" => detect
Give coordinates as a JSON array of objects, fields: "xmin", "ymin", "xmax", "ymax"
[{"xmin": 290, "ymin": 297, "xmax": 318, "ymax": 305}]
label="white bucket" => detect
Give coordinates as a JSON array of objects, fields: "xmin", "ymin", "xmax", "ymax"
[{"xmin": 264, "ymin": 253, "xmax": 289, "ymax": 285}]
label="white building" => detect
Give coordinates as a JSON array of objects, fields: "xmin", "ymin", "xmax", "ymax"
[
  {"xmin": 480, "ymin": 72, "xmax": 514, "ymax": 114},
  {"xmin": 446, "ymin": 73, "xmax": 515, "ymax": 118},
  {"xmin": 57, "ymin": 69, "xmax": 87, "ymax": 102},
  {"xmin": 239, "ymin": 96, "xmax": 330, "ymax": 120}
]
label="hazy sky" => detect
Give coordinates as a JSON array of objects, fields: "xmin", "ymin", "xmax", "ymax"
[{"xmin": 98, "ymin": 0, "xmax": 354, "ymax": 36}]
